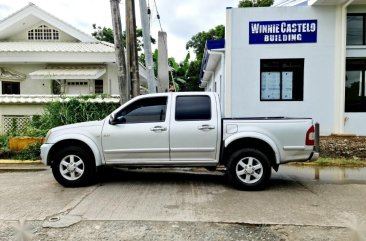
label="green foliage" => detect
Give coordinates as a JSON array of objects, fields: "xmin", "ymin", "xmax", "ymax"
[
  {"xmin": 92, "ymin": 24, "xmax": 156, "ymax": 52},
  {"xmin": 0, "ymin": 135, "xmax": 9, "ymax": 151},
  {"xmin": 184, "ymin": 60, "xmax": 202, "ymax": 91},
  {"xmin": 27, "ymin": 95, "xmax": 119, "ymax": 136},
  {"xmin": 92, "ymin": 24, "xmax": 115, "ymax": 43},
  {"xmin": 0, "ymin": 135, "xmax": 41, "ymax": 160},
  {"xmin": 238, "ymin": 0, "xmax": 274, "ymax": 7},
  {"xmin": 183, "ymin": 25, "xmax": 226, "ymax": 91},
  {"xmin": 186, "ymin": 25, "xmax": 225, "ymax": 62},
  {"xmin": 168, "ymin": 53, "xmax": 190, "ymax": 91},
  {"xmin": 14, "ymin": 143, "xmax": 42, "ymax": 160}
]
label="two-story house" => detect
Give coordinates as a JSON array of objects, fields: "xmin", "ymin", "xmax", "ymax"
[{"xmin": 0, "ymin": 3, "xmax": 150, "ymax": 133}]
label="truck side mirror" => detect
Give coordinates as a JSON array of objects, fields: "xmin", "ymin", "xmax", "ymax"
[{"xmin": 109, "ymin": 114, "xmax": 117, "ymax": 125}]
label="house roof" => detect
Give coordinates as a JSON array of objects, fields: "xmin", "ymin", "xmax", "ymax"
[
  {"xmin": 29, "ymin": 66, "xmax": 107, "ymax": 80},
  {"xmin": 0, "ymin": 41, "xmax": 115, "ymax": 53},
  {"xmin": 0, "ymin": 95, "xmax": 120, "ymax": 104},
  {"xmin": 200, "ymin": 39, "xmax": 225, "ymax": 86},
  {"xmin": 0, "ymin": 3, "xmax": 96, "ymax": 42},
  {"xmin": 309, "ymin": 0, "xmax": 366, "ymax": 5},
  {"xmin": 275, "ymin": 0, "xmax": 366, "ymax": 6}
]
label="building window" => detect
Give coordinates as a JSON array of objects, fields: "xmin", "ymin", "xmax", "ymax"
[
  {"xmin": 346, "ymin": 59, "xmax": 366, "ymax": 112},
  {"xmin": 260, "ymin": 59, "xmax": 304, "ymax": 101},
  {"xmin": 66, "ymin": 81, "xmax": 88, "ymax": 86},
  {"xmin": 2, "ymin": 81, "xmax": 20, "ymax": 94},
  {"xmin": 347, "ymin": 14, "xmax": 366, "ymax": 45},
  {"xmin": 52, "ymin": 80, "xmax": 61, "ymax": 94},
  {"xmin": 95, "ymin": 80, "xmax": 103, "ymax": 94},
  {"xmin": 28, "ymin": 25, "xmax": 59, "ymax": 40}
]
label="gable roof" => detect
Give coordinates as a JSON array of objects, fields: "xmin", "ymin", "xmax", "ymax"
[
  {"xmin": 0, "ymin": 41, "xmax": 114, "ymax": 53},
  {"xmin": 0, "ymin": 3, "xmax": 96, "ymax": 42}
]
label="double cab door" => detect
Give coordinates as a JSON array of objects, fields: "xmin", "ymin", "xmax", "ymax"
[{"xmin": 102, "ymin": 93, "xmax": 219, "ymax": 164}]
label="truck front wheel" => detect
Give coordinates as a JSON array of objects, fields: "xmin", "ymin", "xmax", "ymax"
[
  {"xmin": 227, "ymin": 148, "xmax": 271, "ymax": 190},
  {"xmin": 51, "ymin": 146, "xmax": 95, "ymax": 187}
]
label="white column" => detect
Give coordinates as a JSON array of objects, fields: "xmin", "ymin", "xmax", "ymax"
[
  {"xmin": 158, "ymin": 31, "xmax": 169, "ymax": 92},
  {"xmin": 224, "ymin": 8, "xmax": 232, "ymax": 118},
  {"xmin": 334, "ymin": 1, "xmax": 355, "ymax": 134}
]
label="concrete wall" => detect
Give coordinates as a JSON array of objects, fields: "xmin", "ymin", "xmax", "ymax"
[{"xmin": 225, "ymin": 6, "xmax": 340, "ymax": 135}]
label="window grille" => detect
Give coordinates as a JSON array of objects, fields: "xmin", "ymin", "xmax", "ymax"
[
  {"xmin": 2, "ymin": 115, "xmax": 31, "ymax": 134},
  {"xmin": 28, "ymin": 25, "xmax": 59, "ymax": 40}
]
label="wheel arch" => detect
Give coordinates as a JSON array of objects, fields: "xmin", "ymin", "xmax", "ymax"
[
  {"xmin": 222, "ymin": 134, "xmax": 280, "ymax": 170},
  {"xmin": 47, "ymin": 136, "xmax": 102, "ymax": 167}
]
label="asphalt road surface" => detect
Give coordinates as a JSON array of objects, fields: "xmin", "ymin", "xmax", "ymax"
[{"xmin": 0, "ymin": 164, "xmax": 365, "ymax": 240}]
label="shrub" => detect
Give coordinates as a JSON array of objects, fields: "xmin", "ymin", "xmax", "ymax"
[
  {"xmin": 14, "ymin": 142, "xmax": 42, "ymax": 160},
  {"xmin": 26, "ymin": 95, "xmax": 119, "ymax": 136}
]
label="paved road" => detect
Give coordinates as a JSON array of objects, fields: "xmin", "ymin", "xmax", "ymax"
[{"xmin": 0, "ymin": 165, "xmax": 365, "ymax": 240}]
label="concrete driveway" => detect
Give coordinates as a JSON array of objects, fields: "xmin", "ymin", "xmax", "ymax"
[{"xmin": 0, "ymin": 165, "xmax": 365, "ymax": 240}]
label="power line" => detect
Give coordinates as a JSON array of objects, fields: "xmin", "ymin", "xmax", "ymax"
[{"xmin": 153, "ymin": 0, "xmax": 163, "ymax": 32}]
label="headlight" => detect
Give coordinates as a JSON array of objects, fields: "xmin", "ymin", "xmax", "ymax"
[{"xmin": 43, "ymin": 130, "xmax": 52, "ymax": 144}]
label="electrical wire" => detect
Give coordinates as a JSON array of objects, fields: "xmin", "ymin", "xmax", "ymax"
[
  {"xmin": 147, "ymin": 0, "xmax": 151, "ymax": 29},
  {"xmin": 152, "ymin": 0, "xmax": 173, "ymax": 91},
  {"xmin": 153, "ymin": 0, "xmax": 163, "ymax": 32}
]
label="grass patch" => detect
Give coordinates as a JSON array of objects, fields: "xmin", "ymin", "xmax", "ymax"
[{"xmin": 292, "ymin": 157, "xmax": 366, "ymax": 167}]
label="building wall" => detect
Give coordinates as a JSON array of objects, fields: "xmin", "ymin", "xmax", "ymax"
[
  {"xmin": 0, "ymin": 64, "xmax": 116, "ymax": 95},
  {"xmin": 0, "ymin": 64, "xmax": 51, "ymax": 94},
  {"xmin": 0, "ymin": 104, "xmax": 45, "ymax": 134},
  {"xmin": 225, "ymin": 6, "xmax": 340, "ymax": 135},
  {"xmin": 8, "ymin": 21, "xmax": 78, "ymax": 42},
  {"xmin": 204, "ymin": 56, "xmax": 225, "ymax": 114}
]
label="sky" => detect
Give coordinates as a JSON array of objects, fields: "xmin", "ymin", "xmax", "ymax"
[{"xmin": 0, "ymin": 0, "xmax": 247, "ymax": 62}]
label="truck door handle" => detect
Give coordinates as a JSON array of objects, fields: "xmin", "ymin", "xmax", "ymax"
[
  {"xmin": 198, "ymin": 125, "xmax": 215, "ymax": 130},
  {"xmin": 150, "ymin": 126, "xmax": 167, "ymax": 132}
]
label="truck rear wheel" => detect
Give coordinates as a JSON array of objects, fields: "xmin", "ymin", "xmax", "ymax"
[
  {"xmin": 52, "ymin": 146, "xmax": 95, "ymax": 187},
  {"xmin": 227, "ymin": 148, "xmax": 271, "ymax": 190}
]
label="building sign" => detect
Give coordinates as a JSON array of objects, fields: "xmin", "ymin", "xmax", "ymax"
[{"xmin": 249, "ymin": 20, "xmax": 317, "ymax": 44}]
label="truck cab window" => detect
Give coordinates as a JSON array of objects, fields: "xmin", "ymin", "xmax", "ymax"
[
  {"xmin": 175, "ymin": 95, "xmax": 211, "ymax": 121},
  {"xmin": 115, "ymin": 97, "xmax": 167, "ymax": 124}
]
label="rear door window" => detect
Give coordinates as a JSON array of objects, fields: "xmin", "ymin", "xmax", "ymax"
[{"xmin": 175, "ymin": 96, "xmax": 211, "ymax": 121}]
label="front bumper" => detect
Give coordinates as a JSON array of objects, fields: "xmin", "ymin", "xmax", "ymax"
[
  {"xmin": 307, "ymin": 151, "xmax": 319, "ymax": 162},
  {"xmin": 40, "ymin": 143, "xmax": 53, "ymax": 165}
]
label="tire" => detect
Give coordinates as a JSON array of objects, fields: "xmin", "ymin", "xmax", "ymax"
[
  {"xmin": 227, "ymin": 148, "xmax": 271, "ymax": 191},
  {"xmin": 51, "ymin": 146, "xmax": 95, "ymax": 187}
]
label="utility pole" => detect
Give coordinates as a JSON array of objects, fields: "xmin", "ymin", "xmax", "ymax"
[
  {"xmin": 139, "ymin": 0, "xmax": 156, "ymax": 93},
  {"xmin": 110, "ymin": 0, "xmax": 128, "ymax": 104},
  {"xmin": 126, "ymin": 0, "xmax": 140, "ymax": 97},
  {"xmin": 158, "ymin": 31, "xmax": 169, "ymax": 92}
]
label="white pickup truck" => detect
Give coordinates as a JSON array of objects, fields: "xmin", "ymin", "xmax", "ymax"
[{"xmin": 41, "ymin": 92, "xmax": 318, "ymax": 190}]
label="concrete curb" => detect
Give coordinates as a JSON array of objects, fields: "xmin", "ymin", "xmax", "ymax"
[
  {"xmin": 0, "ymin": 159, "xmax": 42, "ymax": 164},
  {"xmin": 0, "ymin": 160, "xmax": 47, "ymax": 171}
]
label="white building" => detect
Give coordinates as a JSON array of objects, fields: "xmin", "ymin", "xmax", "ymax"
[
  {"xmin": 0, "ymin": 3, "xmax": 150, "ymax": 134},
  {"xmin": 201, "ymin": 0, "xmax": 366, "ymax": 136}
]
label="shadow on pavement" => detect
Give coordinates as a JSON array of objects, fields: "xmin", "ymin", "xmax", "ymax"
[{"xmin": 96, "ymin": 166, "xmax": 227, "ymax": 186}]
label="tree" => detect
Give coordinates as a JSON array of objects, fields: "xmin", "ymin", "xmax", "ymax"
[
  {"xmin": 184, "ymin": 25, "xmax": 225, "ymax": 91},
  {"xmin": 91, "ymin": 24, "xmax": 156, "ymax": 51},
  {"xmin": 185, "ymin": 25, "xmax": 225, "ymax": 62},
  {"xmin": 168, "ymin": 53, "xmax": 190, "ymax": 91},
  {"xmin": 238, "ymin": 0, "xmax": 273, "ymax": 7}
]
